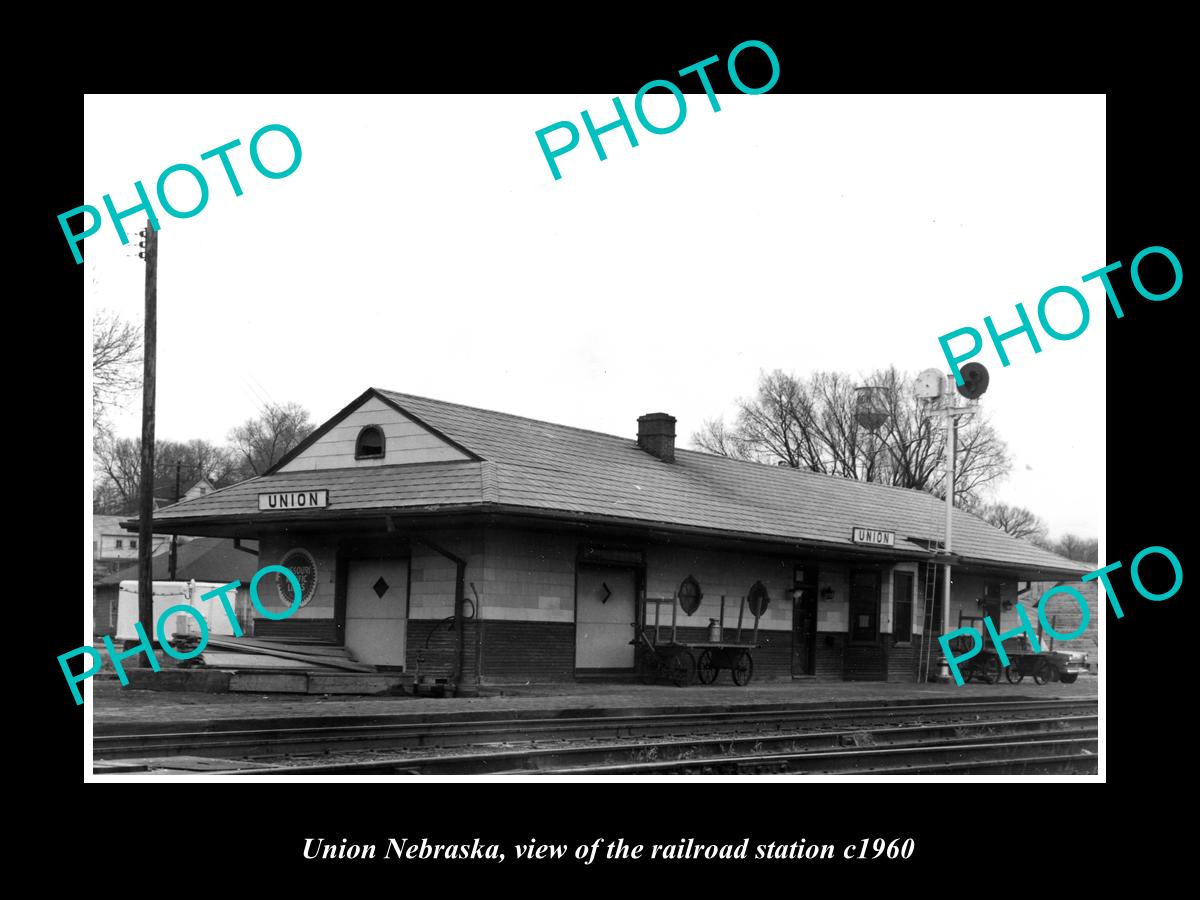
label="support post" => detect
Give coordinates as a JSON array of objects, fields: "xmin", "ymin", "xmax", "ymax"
[{"xmin": 168, "ymin": 460, "xmax": 181, "ymax": 580}]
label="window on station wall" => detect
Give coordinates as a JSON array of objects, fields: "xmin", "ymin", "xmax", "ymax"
[
  {"xmin": 115, "ymin": 539, "xmax": 123, "ymax": 550},
  {"xmin": 892, "ymin": 570, "xmax": 914, "ymax": 642},
  {"xmin": 355, "ymin": 425, "xmax": 386, "ymax": 460},
  {"xmin": 130, "ymin": 539, "xmax": 137, "ymax": 550},
  {"xmin": 849, "ymin": 570, "xmax": 880, "ymax": 643}
]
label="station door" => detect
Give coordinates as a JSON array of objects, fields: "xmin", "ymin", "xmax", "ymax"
[
  {"xmin": 344, "ymin": 558, "xmax": 409, "ymax": 667},
  {"xmin": 575, "ymin": 565, "xmax": 636, "ymax": 671}
]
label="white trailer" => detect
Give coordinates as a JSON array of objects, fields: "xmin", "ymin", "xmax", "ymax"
[{"xmin": 115, "ymin": 580, "xmax": 249, "ymax": 642}]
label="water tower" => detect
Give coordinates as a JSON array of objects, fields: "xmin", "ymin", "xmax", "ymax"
[{"xmin": 854, "ymin": 385, "xmax": 890, "ymax": 432}]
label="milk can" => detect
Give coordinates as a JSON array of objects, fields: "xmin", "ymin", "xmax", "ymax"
[{"xmin": 708, "ymin": 618, "xmax": 722, "ymax": 641}]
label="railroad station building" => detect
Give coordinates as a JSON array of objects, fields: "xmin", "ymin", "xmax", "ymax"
[{"xmin": 143, "ymin": 388, "xmax": 1092, "ymax": 688}]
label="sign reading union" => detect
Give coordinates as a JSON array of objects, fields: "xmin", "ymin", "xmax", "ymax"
[
  {"xmin": 258, "ymin": 489, "xmax": 329, "ymax": 511},
  {"xmin": 851, "ymin": 526, "xmax": 895, "ymax": 547}
]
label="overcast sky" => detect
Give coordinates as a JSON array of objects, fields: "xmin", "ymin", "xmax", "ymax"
[{"xmin": 84, "ymin": 94, "xmax": 1104, "ymax": 539}]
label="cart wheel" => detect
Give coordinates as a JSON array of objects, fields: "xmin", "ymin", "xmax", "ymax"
[
  {"xmin": 637, "ymin": 651, "xmax": 658, "ymax": 685},
  {"xmin": 731, "ymin": 651, "xmax": 754, "ymax": 686},
  {"xmin": 1005, "ymin": 665, "xmax": 1025, "ymax": 684},
  {"xmin": 980, "ymin": 656, "xmax": 1001, "ymax": 685},
  {"xmin": 696, "ymin": 649, "xmax": 718, "ymax": 684},
  {"xmin": 1033, "ymin": 661, "xmax": 1054, "ymax": 685},
  {"xmin": 668, "ymin": 650, "xmax": 696, "ymax": 687},
  {"xmin": 1060, "ymin": 673, "xmax": 1079, "ymax": 684}
]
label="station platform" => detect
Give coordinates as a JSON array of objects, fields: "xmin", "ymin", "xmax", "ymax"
[{"xmin": 92, "ymin": 675, "xmax": 1098, "ymax": 729}]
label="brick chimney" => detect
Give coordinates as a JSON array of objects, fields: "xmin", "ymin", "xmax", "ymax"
[{"xmin": 637, "ymin": 413, "xmax": 676, "ymax": 462}]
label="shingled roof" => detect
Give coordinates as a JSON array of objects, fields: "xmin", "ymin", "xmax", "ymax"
[{"xmin": 148, "ymin": 388, "xmax": 1091, "ymax": 579}]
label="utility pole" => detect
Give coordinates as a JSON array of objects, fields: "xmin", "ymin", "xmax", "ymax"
[
  {"xmin": 168, "ymin": 459, "xmax": 181, "ymax": 580},
  {"xmin": 136, "ymin": 222, "xmax": 158, "ymax": 641}
]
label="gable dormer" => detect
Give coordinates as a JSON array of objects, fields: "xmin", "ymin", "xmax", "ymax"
[{"xmin": 274, "ymin": 393, "xmax": 474, "ymax": 473}]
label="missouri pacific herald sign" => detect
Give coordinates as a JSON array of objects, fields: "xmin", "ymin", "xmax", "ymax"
[
  {"xmin": 258, "ymin": 490, "xmax": 329, "ymax": 511},
  {"xmin": 852, "ymin": 526, "xmax": 895, "ymax": 547}
]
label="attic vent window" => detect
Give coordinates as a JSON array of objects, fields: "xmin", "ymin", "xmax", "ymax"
[{"xmin": 355, "ymin": 425, "xmax": 385, "ymax": 460}]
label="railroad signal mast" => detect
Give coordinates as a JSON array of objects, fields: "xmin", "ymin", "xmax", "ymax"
[{"xmin": 915, "ymin": 363, "xmax": 990, "ymax": 681}]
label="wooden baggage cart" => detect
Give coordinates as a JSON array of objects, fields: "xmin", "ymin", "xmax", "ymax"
[{"xmin": 632, "ymin": 577, "xmax": 769, "ymax": 687}]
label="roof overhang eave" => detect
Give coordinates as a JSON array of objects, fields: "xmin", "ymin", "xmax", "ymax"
[{"xmin": 129, "ymin": 503, "xmax": 1088, "ymax": 577}]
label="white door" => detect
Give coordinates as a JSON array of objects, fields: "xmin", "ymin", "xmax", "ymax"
[
  {"xmin": 575, "ymin": 566, "xmax": 635, "ymax": 670},
  {"xmin": 344, "ymin": 558, "xmax": 408, "ymax": 667}
]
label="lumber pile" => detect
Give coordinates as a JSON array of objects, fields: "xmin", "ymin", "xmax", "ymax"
[{"xmin": 200, "ymin": 636, "xmax": 376, "ymax": 672}]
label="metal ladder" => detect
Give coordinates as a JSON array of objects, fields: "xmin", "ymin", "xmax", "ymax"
[{"xmin": 917, "ymin": 560, "xmax": 939, "ymax": 682}]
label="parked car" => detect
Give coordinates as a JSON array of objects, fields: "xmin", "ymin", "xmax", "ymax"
[
  {"xmin": 946, "ymin": 633, "xmax": 1087, "ymax": 685},
  {"xmin": 1002, "ymin": 635, "xmax": 1087, "ymax": 685}
]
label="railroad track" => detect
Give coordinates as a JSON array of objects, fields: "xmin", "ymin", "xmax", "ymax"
[
  {"xmin": 182, "ymin": 714, "xmax": 1097, "ymax": 775},
  {"xmin": 94, "ymin": 697, "xmax": 1095, "ymax": 760},
  {"xmin": 529, "ymin": 737, "xmax": 1099, "ymax": 776},
  {"xmin": 95, "ymin": 697, "xmax": 1097, "ymax": 775}
]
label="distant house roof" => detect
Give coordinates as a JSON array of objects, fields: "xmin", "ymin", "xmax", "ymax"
[
  {"xmin": 93, "ymin": 514, "xmax": 170, "ymax": 554},
  {"xmin": 93, "ymin": 515, "xmax": 126, "ymax": 537},
  {"xmin": 97, "ymin": 537, "xmax": 260, "ymax": 587},
  {"xmin": 183, "ymin": 478, "xmax": 216, "ymax": 501},
  {"xmin": 147, "ymin": 388, "xmax": 1091, "ymax": 579}
]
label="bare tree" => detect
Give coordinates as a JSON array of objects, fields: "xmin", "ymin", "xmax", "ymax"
[
  {"xmin": 228, "ymin": 402, "xmax": 315, "ymax": 477},
  {"xmin": 177, "ymin": 438, "xmax": 241, "ymax": 489},
  {"xmin": 92, "ymin": 310, "xmax": 142, "ymax": 431},
  {"xmin": 979, "ymin": 502, "xmax": 1048, "ymax": 541},
  {"xmin": 1043, "ymin": 534, "xmax": 1098, "ymax": 563},
  {"xmin": 692, "ymin": 418, "xmax": 755, "ymax": 460},
  {"xmin": 93, "ymin": 437, "xmax": 241, "ymax": 514},
  {"xmin": 94, "ymin": 436, "xmax": 143, "ymax": 513},
  {"xmin": 691, "ymin": 368, "xmax": 1012, "ymax": 508}
]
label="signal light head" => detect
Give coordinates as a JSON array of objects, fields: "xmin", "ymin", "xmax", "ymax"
[{"xmin": 956, "ymin": 362, "xmax": 990, "ymax": 400}]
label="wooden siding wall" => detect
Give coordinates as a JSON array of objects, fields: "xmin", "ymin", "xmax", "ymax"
[
  {"xmin": 278, "ymin": 396, "xmax": 469, "ymax": 472},
  {"xmin": 244, "ymin": 524, "xmax": 1066, "ymax": 684},
  {"xmin": 479, "ymin": 529, "xmax": 575, "ymax": 623},
  {"xmin": 644, "ymin": 544, "xmax": 794, "ymax": 634}
]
